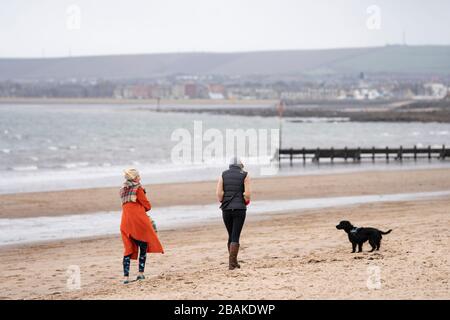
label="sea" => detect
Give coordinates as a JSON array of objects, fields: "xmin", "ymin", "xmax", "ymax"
[
  {"xmin": 1, "ymin": 103, "xmax": 450, "ymax": 194},
  {"xmin": 1, "ymin": 103, "xmax": 450, "ymax": 245}
]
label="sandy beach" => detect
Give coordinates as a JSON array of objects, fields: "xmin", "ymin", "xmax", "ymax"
[
  {"xmin": 2, "ymin": 168, "xmax": 450, "ymax": 218},
  {"xmin": 0, "ymin": 168, "xmax": 449, "ymax": 299}
]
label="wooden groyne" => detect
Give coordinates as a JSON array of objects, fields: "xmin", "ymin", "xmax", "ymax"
[{"xmin": 278, "ymin": 145, "xmax": 449, "ymax": 165}]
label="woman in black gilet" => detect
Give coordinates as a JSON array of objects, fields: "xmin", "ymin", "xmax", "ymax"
[{"xmin": 216, "ymin": 157, "xmax": 251, "ymax": 270}]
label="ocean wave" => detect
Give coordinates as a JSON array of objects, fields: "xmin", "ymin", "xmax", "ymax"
[
  {"xmin": 2, "ymin": 160, "xmax": 450, "ymax": 195},
  {"xmin": 2, "ymin": 149, "xmax": 10, "ymax": 154},
  {"xmin": 10, "ymin": 165, "xmax": 38, "ymax": 171},
  {"xmin": 48, "ymin": 146, "xmax": 58, "ymax": 151},
  {"xmin": 62, "ymin": 162, "xmax": 89, "ymax": 169},
  {"xmin": 288, "ymin": 117, "xmax": 350, "ymax": 123},
  {"xmin": 429, "ymin": 130, "xmax": 449, "ymax": 136}
]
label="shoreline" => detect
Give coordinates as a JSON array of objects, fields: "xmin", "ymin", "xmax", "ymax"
[
  {"xmin": 1, "ymin": 167, "xmax": 450, "ymax": 219},
  {"xmin": 162, "ymin": 101, "xmax": 450, "ymax": 123},
  {"xmin": 2, "ymin": 189, "xmax": 450, "ymax": 247},
  {"xmin": 0, "ymin": 97, "xmax": 276, "ymax": 105},
  {"xmin": 2, "ymin": 97, "xmax": 449, "ymax": 123}
]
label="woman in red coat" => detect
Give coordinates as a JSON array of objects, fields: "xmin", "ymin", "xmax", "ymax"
[{"xmin": 120, "ymin": 168, "xmax": 164, "ymax": 284}]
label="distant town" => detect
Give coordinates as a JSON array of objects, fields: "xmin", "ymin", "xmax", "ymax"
[{"xmin": 0, "ymin": 72, "xmax": 449, "ymax": 103}]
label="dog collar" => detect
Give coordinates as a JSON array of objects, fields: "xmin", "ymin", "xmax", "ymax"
[{"xmin": 350, "ymin": 227, "xmax": 360, "ymax": 234}]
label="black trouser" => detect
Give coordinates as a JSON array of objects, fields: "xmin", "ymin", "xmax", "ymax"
[
  {"xmin": 123, "ymin": 238, "xmax": 148, "ymax": 277},
  {"xmin": 222, "ymin": 209, "xmax": 246, "ymax": 245}
]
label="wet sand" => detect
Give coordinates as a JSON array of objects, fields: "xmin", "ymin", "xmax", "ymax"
[
  {"xmin": 2, "ymin": 168, "xmax": 450, "ymax": 218},
  {"xmin": 0, "ymin": 168, "xmax": 449, "ymax": 299},
  {"xmin": 0, "ymin": 197, "xmax": 449, "ymax": 300}
]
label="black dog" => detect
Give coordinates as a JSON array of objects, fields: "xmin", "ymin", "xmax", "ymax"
[{"xmin": 336, "ymin": 220, "xmax": 392, "ymax": 253}]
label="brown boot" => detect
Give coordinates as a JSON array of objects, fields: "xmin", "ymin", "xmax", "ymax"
[
  {"xmin": 227, "ymin": 242, "xmax": 240, "ymax": 268},
  {"xmin": 229, "ymin": 242, "xmax": 240, "ymax": 270}
]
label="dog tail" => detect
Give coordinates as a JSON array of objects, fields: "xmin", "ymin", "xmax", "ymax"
[{"xmin": 381, "ymin": 229, "xmax": 392, "ymax": 235}]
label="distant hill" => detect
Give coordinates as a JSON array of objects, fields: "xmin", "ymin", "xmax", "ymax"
[{"xmin": 1, "ymin": 45, "xmax": 449, "ymax": 81}]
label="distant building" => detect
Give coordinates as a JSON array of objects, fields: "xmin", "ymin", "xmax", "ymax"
[
  {"xmin": 171, "ymin": 84, "xmax": 186, "ymax": 99},
  {"xmin": 254, "ymin": 88, "xmax": 279, "ymax": 99},
  {"xmin": 351, "ymin": 88, "xmax": 380, "ymax": 100},
  {"xmin": 208, "ymin": 92, "xmax": 225, "ymax": 100},
  {"xmin": 413, "ymin": 83, "xmax": 448, "ymax": 100},
  {"xmin": 208, "ymin": 84, "xmax": 226, "ymax": 95},
  {"xmin": 114, "ymin": 85, "xmax": 163, "ymax": 99},
  {"xmin": 184, "ymin": 83, "xmax": 198, "ymax": 99},
  {"xmin": 208, "ymin": 84, "xmax": 226, "ymax": 100},
  {"xmin": 280, "ymin": 87, "xmax": 340, "ymax": 100}
]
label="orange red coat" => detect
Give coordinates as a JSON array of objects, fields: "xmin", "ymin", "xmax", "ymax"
[{"xmin": 120, "ymin": 187, "xmax": 164, "ymax": 259}]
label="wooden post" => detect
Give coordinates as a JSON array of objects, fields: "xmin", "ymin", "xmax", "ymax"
[
  {"xmin": 302, "ymin": 147, "xmax": 306, "ymax": 163},
  {"xmin": 355, "ymin": 147, "xmax": 361, "ymax": 162},
  {"xmin": 372, "ymin": 146, "xmax": 375, "ymax": 162},
  {"xmin": 344, "ymin": 146, "xmax": 348, "ymax": 161},
  {"xmin": 289, "ymin": 148, "xmax": 293, "ymax": 166},
  {"xmin": 414, "ymin": 145, "xmax": 417, "ymax": 160},
  {"xmin": 156, "ymin": 97, "xmax": 161, "ymax": 112},
  {"xmin": 331, "ymin": 147, "xmax": 334, "ymax": 163},
  {"xmin": 398, "ymin": 145, "xmax": 403, "ymax": 161},
  {"xmin": 428, "ymin": 145, "xmax": 431, "ymax": 160},
  {"xmin": 386, "ymin": 146, "xmax": 389, "ymax": 161},
  {"xmin": 315, "ymin": 147, "xmax": 320, "ymax": 163}
]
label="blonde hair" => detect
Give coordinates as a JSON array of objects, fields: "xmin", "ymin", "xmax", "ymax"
[{"xmin": 123, "ymin": 168, "xmax": 140, "ymax": 181}]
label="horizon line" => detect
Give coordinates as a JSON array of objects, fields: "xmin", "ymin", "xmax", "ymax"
[{"xmin": 1, "ymin": 43, "xmax": 450, "ymax": 60}]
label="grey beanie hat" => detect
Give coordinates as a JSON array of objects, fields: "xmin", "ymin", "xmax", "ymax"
[{"xmin": 229, "ymin": 156, "xmax": 244, "ymax": 168}]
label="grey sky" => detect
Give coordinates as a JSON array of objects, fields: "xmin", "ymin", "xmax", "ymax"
[{"xmin": 1, "ymin": 0, "xmax": 449, "ymax": 58}]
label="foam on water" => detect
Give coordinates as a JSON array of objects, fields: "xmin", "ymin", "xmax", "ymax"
[
  {"xmin": 1, "ymin": 190, "xmax": 449, "ymax": 246},
  {"xmin": 1, "ymin": 160, "xmax": 450, "ymax": 195},
  {"xmin": 62, "ymin": 162, "xmax": 89, "ymax": 169},
  {"xmin": 10, "ymin": 165, "xmax": 39, "ymax": 171}
]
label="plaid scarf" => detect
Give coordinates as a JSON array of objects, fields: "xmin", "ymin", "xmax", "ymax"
[{"xmin": 120, "ymin": 180, "xmax": 141, "ymax": 204}]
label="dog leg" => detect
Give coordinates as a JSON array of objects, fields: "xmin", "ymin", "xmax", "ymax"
[
  {"xmin": 352, "ymin": 243, "xmax": 356, "ymax": 253},
  {"xmin": 369, "ymin": 239, "xmax": 376, "ymax": 252},
  {"xmin": 358, "ymin": 243, "xmax": 363, "ymax": 252}
]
